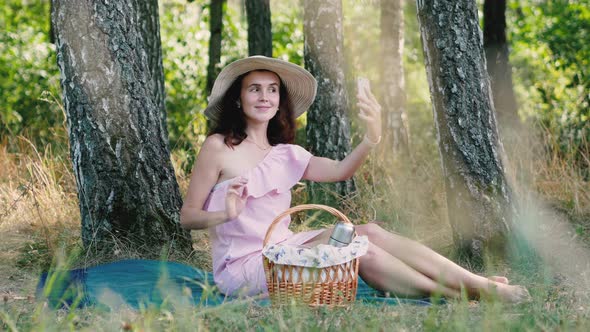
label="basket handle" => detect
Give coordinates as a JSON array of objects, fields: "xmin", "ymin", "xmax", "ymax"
[{"xmin": 263, "ymin": 204, "xmax": 352, "ymax": 247}]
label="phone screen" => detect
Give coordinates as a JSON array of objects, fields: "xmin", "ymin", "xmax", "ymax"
[{"xmin": 357, "ymin": 77, "xmax": 370, "ymax": 98}]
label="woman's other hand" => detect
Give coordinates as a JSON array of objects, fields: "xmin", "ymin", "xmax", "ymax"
[{"xmin": 225, "ymin": 176, "xmax": 249, "ymax": 220}]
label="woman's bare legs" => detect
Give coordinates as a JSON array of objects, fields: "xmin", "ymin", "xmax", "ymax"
[
  {"xmin": 355, "ymin": 223, "xmax": 529, "ymax": 301},
  {"xmin": 303, "ymin": 232, "xmax": 460, "ymax": 298},
  {"xmin": 302, "ymin": 223, "xmax": 529, "ymax": 302},
  {"xmin": 360, "ymin": 243, "xmax": 462, "ymax": 299}
]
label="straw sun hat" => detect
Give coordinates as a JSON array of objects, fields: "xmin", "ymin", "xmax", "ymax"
[{"xmin": 204, "ymin": 56, "xmax": 317, "ymax": 124}]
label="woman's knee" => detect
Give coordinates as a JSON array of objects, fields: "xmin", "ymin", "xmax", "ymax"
[
  {"xmin": 359, "ymin": 242, "xmax": 389, "ymax": 269},
  {"xmin": 356, "ymin": 222, "xmax": 383, "ymax": 239}
]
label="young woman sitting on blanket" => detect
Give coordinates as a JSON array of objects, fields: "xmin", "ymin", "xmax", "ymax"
[{"xmin": 179, "ymin": 56, "xmax": 530, "ymax": 302}]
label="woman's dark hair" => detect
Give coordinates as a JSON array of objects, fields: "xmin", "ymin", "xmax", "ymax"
[{"xmin": 208, "ymin": 70, "xmax": 296, "ymax": 148}]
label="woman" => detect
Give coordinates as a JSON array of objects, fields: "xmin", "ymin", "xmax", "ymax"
[{"xmin": 180, "ymin": 56, "xmax": 530, "ymax": 302}]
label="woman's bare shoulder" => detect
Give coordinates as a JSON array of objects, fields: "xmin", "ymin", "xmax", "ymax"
[
  {"xmin": 204, "ymin": 133, "xmax": 225, "ymax": 146},
  {"xmin": 200, "ymin": 134, "xmax": 228, "ymax": 153},
  {"xmin": 192, "ymin": 134, "xmax": 225, "ymax": 166},
  {"xmin": 191, "ymin": 135, "xmax": 230, "ymax": 183}
]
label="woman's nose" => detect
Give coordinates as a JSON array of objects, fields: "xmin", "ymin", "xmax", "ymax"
[{"xmin": 259, "ymin": 90, "xmax": 268, "ymax": 101}]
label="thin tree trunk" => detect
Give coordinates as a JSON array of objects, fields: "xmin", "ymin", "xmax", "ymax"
[
  {"xmin": 304, "ymin": 0, "xmax": 354, "ymax": 207},
  {"xmin": 52, "ymin": 0, "xmax": 192, "ymax": 257},
  {"xmin": 416, "ymin": 0, "xmax": 515, "ymax": 266},
  {"xmin": 381, "ymin": 0, "xmax": 410, "ymax": 157},
  {"xmin": 135, "ymin": 0, "xmax": 167, "ymax": 133},
  {"xmin": 207, "ymin": 0, "xmax": 226, "ymax": 95},
  {"xmin": 246, "ymin": 0, "xmax": 272, "ymax": 56},
  {"xmin": 49, "ymin": 1, "xmax": 55, "ymax": 44},
  {"xmin": 484, "ymin": 0, "xmax": 519, "ymax": 130}
]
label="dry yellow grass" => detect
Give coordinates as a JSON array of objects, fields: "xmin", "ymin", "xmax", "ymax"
[
  {"xmin": 503, "ymin": 126, "xmax": 590, "ymax": 218},
  {"xmin": 0, "ymin": 137, "xmax": 79, "ymax": 247}
]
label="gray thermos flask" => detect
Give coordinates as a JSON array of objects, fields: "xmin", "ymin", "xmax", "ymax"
[{"xmin": 327, "ymin": 222, "xmax": 355, "ymax": 247}]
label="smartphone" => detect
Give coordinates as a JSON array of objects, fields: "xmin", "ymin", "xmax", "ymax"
[{"xmin": 357, "ymin": 77, "xmax": 371, "ymax": 99}]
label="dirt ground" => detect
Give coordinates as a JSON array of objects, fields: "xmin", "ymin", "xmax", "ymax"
[{"xmin": 0, "ymin": 227, "xmax": 39, "ymax": 305}]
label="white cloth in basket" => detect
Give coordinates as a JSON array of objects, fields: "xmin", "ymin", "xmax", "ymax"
[{"xmin": 263, "ymin": 235, "xmax": 369, "ymax": 268}]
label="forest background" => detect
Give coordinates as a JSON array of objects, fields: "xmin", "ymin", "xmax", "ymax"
[{"xmin": 1, "ymin": 0, "xmax": 589, "ymax": 330}]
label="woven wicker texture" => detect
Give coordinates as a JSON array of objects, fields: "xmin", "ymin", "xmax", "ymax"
[{"xmin": 263, "ymin": 204, "xmax": 359, "ymax": 307}]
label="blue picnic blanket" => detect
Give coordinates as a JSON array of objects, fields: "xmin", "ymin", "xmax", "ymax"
[{"xmin": 36, "ymin": 259, "xmax": 436, "ymax": 309}]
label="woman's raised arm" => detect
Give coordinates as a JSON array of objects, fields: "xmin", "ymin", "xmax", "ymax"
[{"xmin": 303, "ymin": 86, "xmax": 382, "ymax": 183}]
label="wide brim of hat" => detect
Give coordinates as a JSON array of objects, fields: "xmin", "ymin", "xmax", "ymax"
[{"xmin": 204, "ymin": 56, "xmax": 317, "ymax": 124}]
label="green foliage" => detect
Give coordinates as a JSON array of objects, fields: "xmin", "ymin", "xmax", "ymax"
[
  {"xmin": 2, "ymin": 0, "xmax": 587, "ymax": 175},
  {"xmin": 160, "ymin": 0, "xmax": 247, "ymax": 159},
  {"xmin": 0, "ymin": 0, "xmax": 62, "ymax": 145},
  {"xmin": 271, "ymin": 1, "xmax": 304, "ymax": 65},
  {"xmin": 508, "ymin": 0, "xmax": 589, "ymax": 169}
]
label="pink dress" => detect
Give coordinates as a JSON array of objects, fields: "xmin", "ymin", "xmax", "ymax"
[{"xmin": 203, "ymin": 144, "xmax": 324, "ymax": 296}]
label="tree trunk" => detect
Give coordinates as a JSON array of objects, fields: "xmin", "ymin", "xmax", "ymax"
[
  {"xmin": 483, "ymin": 0, "xmax": 519, "ymax": 130},
  {"xmin": 381, "ymin": 0, "xmax": 410, "ymax": 157},
  {"xmin": 50, "ymin": 1, "xmax": 56, "ymax": 44},
  {"xmin": 207, "ymin": 0, "xmax": 226, "ymax": 95},
  {"xmin": 246, "ymin": 0, "xmax": 272, "ymax": 56},
  {"xmin": 303, "ymin": 0, "xmax": 354, "ymax": 207},
  {"xmin": 52, "ymin": 0, "xmax": 192, "ymax": 257},
  {"xmin": 135, "ymin": 0, "xmax": 167, "ymax": 133},
  {"xmin": 416, "ymin": 0, "xmax": 515, "ymax": 265}
]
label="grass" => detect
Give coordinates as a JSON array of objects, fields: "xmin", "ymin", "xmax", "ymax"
[
  {"xmin": 1, "ymin": 121, "xmax": 590, "ymax": 331},
  {"xmin": 1, "ymin": 283, "xmax": 588, "ymax": 331}
]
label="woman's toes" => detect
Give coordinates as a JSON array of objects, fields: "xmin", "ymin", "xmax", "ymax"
[{"xmin": 489, "ymin": 276, "xmax": 509, "ymax": 284}]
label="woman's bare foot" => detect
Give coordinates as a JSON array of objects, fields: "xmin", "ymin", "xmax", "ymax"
[
  {"xmin": 489, "ymin": 276, "xmax": 509, "ymax": 284},
  {"xmin": 491, "ymin": 282, "xmax": 531, "ymax": 303}
]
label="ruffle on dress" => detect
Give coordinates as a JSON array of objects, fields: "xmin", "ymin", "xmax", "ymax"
[{"xmin": 209, "ymin": 143, "xmax": 312, "ymax": 200}]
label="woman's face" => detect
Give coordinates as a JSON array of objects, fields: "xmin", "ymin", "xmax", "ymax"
[{"xmin": 239, "ymin": 70, "xmax": 281, "ymax": 124}]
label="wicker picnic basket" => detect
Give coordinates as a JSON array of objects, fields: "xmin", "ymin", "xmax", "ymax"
[{"xmin": 262, "ymin": 204, "xmax": 360, "ymax": 307}]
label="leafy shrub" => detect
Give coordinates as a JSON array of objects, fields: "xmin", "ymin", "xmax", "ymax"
[
  {"xmin": 0, "ymin": 0, "xmax": 62, "ymax": 145},
  {"xmin": 508, "ymin": 0, "xmax": 589, "ymax": 173}
]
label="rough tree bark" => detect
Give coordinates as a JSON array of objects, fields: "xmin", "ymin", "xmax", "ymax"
[
  {"xmin": 207, "ymin": 0, "xmax": 226, "ymax": 95},
  {"xmin": 303, "ymin": 0, "xmax": 354, "ymax": 207},
  {"xmin": 416, "ymin": 0, "xmax": 515, "ymax": 265},
  {"xmin": 246, "ymin": 0, "xmax": 272, "ymax": 56},
  {"xmin": 483, "ymin": 0, "xmax": 519, "ymax": 129},
  {"xmin": 381, "ymin": 0, "xmax": 410, "ymax": 157},
  {"xmin": 52, "ymin": 0, "xmax": 192, "ymax": 256}
]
